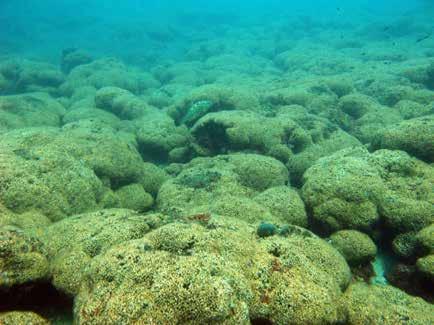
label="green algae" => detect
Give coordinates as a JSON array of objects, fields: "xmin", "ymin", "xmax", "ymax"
[{"xmin": 0, "ymin": 4, "xmax": 434, "ymax": 323}]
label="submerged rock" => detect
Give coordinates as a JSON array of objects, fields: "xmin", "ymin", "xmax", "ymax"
[
  {"xmin": 329, "ymin": 230, "xmax": 377, "ymax": 266},
  {"xmin": 0, "ymin": 311, "xmax": 49, "ymax": 325},
  {"xmin": 302, "ymin": 147, "xmax": 434, "ymax": 235},
  {"xmin": 372, "ymin": 115, "xmax": 434, "ymax": 162},
  {"xmin": 0, "ymin": 226, "xmax": 49, "ymax": 287},
  {"xmin": 61, "ymin": 48, "xmax": 93, "ymax": 74},
  {"xmin": 74, "ymin": 217, "xmax": 350, "ymax": 324},
  {"xmin": 0, "ymin": 58, "xmax": 64, "ymax": 95},
  {"xmin": 341, "ymin": 282, "xmax": 434, "ymax": 324},
  {"xmin": 41, "ymin": 209, "xmax": 169, "ymax": 296},
  {"xmin": 156, "ymin": 153, "xmax": 302, "ymax": 225},
  {"xmin": 59, "ymin": 58, "xmax": 159, "ymax": 96},
  {"xmin": 0, "ymin": 92, "xmax": 65, "ymax": 132}
]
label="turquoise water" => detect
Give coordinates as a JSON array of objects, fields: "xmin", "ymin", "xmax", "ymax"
[{"xmin": 0, "ymin": 1, "xmax": 433, "ymax": 324}]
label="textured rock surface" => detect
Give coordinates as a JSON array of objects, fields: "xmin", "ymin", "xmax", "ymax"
[{"xmin": 75, "ymin": 217, "xmax": 350, "ymax": 324}]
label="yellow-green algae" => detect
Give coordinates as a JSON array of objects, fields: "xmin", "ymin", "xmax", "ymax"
[{"xmin": 74, "ymin": 216, "xmax": 350, "ymax": 324}]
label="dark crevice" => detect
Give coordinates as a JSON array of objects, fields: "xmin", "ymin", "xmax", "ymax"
[
  {"xmin": 0, "ymin": 282, "xmax": 73, "ymax": 323},
  {"xmin": 193, "ymin": 121, "xmax": 230, "ymax": 154},
  {"xmin": 138, "ymin": 143, "xmax": 169, "ymax": 164},
  {"xmin": 251, "ymin": 317, "xmax": 274, "ymax": 325}
]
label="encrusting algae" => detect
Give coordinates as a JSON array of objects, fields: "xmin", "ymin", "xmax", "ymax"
[{"xmin": 0, "ymin": 1, "xmax": 434, "ymax": 324}]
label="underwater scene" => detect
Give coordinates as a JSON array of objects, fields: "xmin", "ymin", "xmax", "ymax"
[{"xmin": 0, "ymin": 0, "xmax": 433, "ymax": 324}]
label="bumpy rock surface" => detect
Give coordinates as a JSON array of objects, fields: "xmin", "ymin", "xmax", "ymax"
[
  {"xmin": 0, "ymin": 124, "xmax": 164, "ymax": 220},
  {"xmin": 0, "ymin": 311, "xmax": 49, "ymax": 325},
  {"xmin": 0, "ymin": 58, "xmax": 64, "ymax": 95},
  {"xmin": 0, "ymin": 92, "xmax": 65, "ymax": 132},
  {"xmin": 40, "ymin": 209, "xmax": 168, "ymax": 296},
  {"xmin": 329, "ymin": 230, "xmax": 377, "ymax": 266},
  {"xmin": 169, "ymin": 84, "xmax": 262, "ymax": 126},
  {"xmin": 372, "ymin": 115, "xmax": 434, "ymax": 162},
  {"xmin": 253, "ymin": 186, "xmax": 308, "ymax": 227},
  {"xmin": 60, "ymin": 58, "xmax": 159, "ymax": 96},
  {"xmin": 75, "ymin": 217, "xmax": 350, "ymax": 324},
  {"xmin": 157, "ymin": 153, "xmax": 300, "ymax": 224},
  {"xmin": 0, "ymin": 226, "xmax": 49, "ymax": 287},
  {"xmin": 136, "ymin": 111, "xmax": 191, "ymax": 163},
  {"xmin": 302, "ymin": 147, "xmax": 434, "ymax": 235},
  {"xmin": 0, "ymin": 129, "xmax": 104, "ymax": 221},
  {"xmin": 191, "ymin": 108, "xmax": 360, "ymax": 183},
  {"xmin": 341, "ymin": 282, "xmax": 434, "ymax": 324}
]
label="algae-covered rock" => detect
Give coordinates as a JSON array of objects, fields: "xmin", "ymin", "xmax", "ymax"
[
  {"xmin": 416, "ymin": 224, "xmax": 434, "ymax": 255},
  {"xmin": 41, "ymin": 209, "xmax": 168, "ymax": 296},
  {"xmin": 0, "ymin": 73, "xmax": 8, "ymax": 93},
  {"xmin": 395, "ymin": 99, "xmax": 434, "ymax": 120},
  {"xmin": 60, "ymin": 58, "xmax": 159, "ymax": 96},
  {"xmin": 114, "ymin": 183, "xmax": 154, "ymax": 212},
  {"xmin": 15, "ymin": 62, "xmax": 65, "ymax": 94},
  {"xmin": 302, "ymin": 147, "xmax": 384, "ymax": 233},
  {"xmin": 302, "ymin": 147, "xmax": 434, "ymax": 235},
  {"xmin": 329, "ymin": 230, "xmax": 377, "ymax": 266},
  {"xmin": 0, "ymin": 92, "xmax": 65, "ymax": 131},
  {"xmin": 414, "ymin": 224, "xmax": 434, "ymax": 281},
  {"xmin": 341, "ymin": 282, "xmax": 434, "ymax": 324},
  {"xmin": 0, "ymin": 123, "xmax": 157, "ymax": 220},
  {"xmin": 416, "ymin": 254, "xmax": 434, "ymax": 279},
  {"xmin": 136, "ymin": 111, "xmax": 191, "ymax": 163},
  {"xmin": 338, "ymin": 93, "xmax": 376, "ymax": 120},
  {"xmin": 191, "ymin": 110, "xmax": 301, "ymax": 161},
  {"xmin": 169, "ymin": 84, "xmax": 262, "ymax": 126},
  {"xmin": 192, "ymin": 108, "xmax": 360, "ymax": 183},
  {"xmin": 56, "ymin": 125, "xmax": 143, "ymax": 188},
  {"xmin": 61, "ymin": 48, "xmax": 93, "ymax": 74},
  {"xmin": 0, "ymin": 204, "xmax": 51, "ymax": 231},
  {"xmin": 404, "ymin": 61, "xmax": 434, "ymax": 90},
  {"xmin": 62, "ymin": 106, "xmax": 121, "ymax": 127},
  {"xmin": 74, "ymin": 217, "xmax": 350, "ymax": 324},
  {"xmin": 0, "ymin": 226, "xmax": 49, "ymax": 287},
  {"xmin": 138, "ymin": 162, "xmax": 170, "ymax": 196},
  {"xmin": 0, "ymin": 130, "xmax": 105, "ymax": 221},
  {"xmin": 372, "ymin": 115, "xmax": 434, "ymax": 162},
  {"xmin": 157, "ymin": 153, "xmax": 290, "ymax": 223},
  {"xmin": 95, "ymin": 86, "xmax": 150, "ymax": 120},
  {"xmin": 0, "ymin": 58, "xmax": 64, "ymax": 95},
  {"xmin": 286, "ymin": 127, "xmax": 361, "ymax": 185},
  {"xmin": 253, "ymin": 186, "xmax": 307, "ymax": 227},
  {"xmin": 329, "ymin": 92, "xmax": 403, "ymax": 144},
  {"xmin": 227, "ymin": 153, "xmax": 289, "ymax": 192},
  {"xmin": 0, "ymin": 311, "xmax": 49, "ymax": 325},
  {"xmin": 392, "ymin": 231, "xmax": 420, "ymax": 259}
]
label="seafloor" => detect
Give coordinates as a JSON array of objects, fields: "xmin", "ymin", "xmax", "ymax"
[{"xmin": 0, "ymin": 5, "xmax": 433, "ymax": 325}]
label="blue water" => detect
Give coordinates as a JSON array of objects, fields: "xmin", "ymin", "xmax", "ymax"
[{"xmin": 1, "ymin": 0, "xmax": 432, "ymax": 63}]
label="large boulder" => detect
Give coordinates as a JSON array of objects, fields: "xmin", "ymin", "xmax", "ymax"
[
  {"xmin": 74, "ymin": 217, "xmax": 350, "ymax": 324},
  {"xmin": 329, "ymin": 230, "xmax": 377, "ymax": 266},
  {"xmin": 302, "ymin": 147, "xmax": 434, "ymax": 235},
  {"xmin": 41, "ymin": 209, "xmax": 168, "ymax": 296},
  {"xmin": 372, "ymin": 115, "xmax": 434, "ymax": 162},
  {"xmin": 59, "ymin": 58, "xmax": 159, "ymax": 96},
  {"xmin": 0, "ymin": 92, "xmax": 65, "ymax": 132},
  {"xmin": 341, "ymin": 282, "xmax": 434, "ymax": 324},
  {"xmin": 157, "ymin": 154, "xmax": 299, "ymax": 225},
  {"xmin": 0, "ymin": 226, "xmax": 49, "ymax": 287}
]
